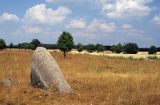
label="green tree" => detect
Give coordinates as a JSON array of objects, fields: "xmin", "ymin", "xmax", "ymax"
[
  {"xmin": 0, "ymin": 39, "xmax": 6, "ymax": 50},
  {"xmin": 111, "ymin": 45, "xmax": 116, "ymax": 53},
  {"xmin": 9, "ymin": 42, "xmax": 13, "ymax": 48},
  {"xmin": 111, "ymin": 43, "xmax": 122, "ymax": 53},
  {"xmin": 148, "ymin": 46, "xmax": 157, "ymax": 55},
  {"xmin": 21, "ymin": 42, "xmax": 33, "ymax": 49},
  {"xmin": 17, "ymin": 43, "xmax": 21, "ymax": 50},
  {"xmin": 31, "ymin": 39, "xmax": 41, "ymax": 50},
  {"xmin": 123, "ymin": 43, "xmax": 139, "ymax": 54},
  {"xmin": 115, "ymin": 43, "xmax": 123, "ymax": 53},
  {"xmin": 9, "ymin": 43, "xmax": 14, "ymax": 51},
  {"xmin": 77, "ymin": 43, "xmax": 83, "ymax": 52},
  {"xmin": 86, "ymin": 44, "xmax": 95, "ymax": 53},
  {"xmin": 57, "ymin": 31, "xmax": 74, "ymax": 58},
  {"xmin": 95, "ymin": 44, "xmax": 105, "ymax": 52}
]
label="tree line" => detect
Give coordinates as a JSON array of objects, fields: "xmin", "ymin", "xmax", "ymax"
[
  {"xmin": 111, "ymin": 43, "xmax": 158, "ymax": 55},
  {"xmin": 0, "ymin": 39, "xmax": 41, "ymax": 50},
  {"xmin": 0, "ymin": 31, "xmax": 159, "ymax": 57}
]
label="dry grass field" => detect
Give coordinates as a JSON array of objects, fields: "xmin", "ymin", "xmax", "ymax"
[
  {"xmin": 0, "ymin": 49, "xmax": 160, "ymax": 105},
  {"xmin": 70, "ymin": 50, "xmax": 160, "ymax": 59}
]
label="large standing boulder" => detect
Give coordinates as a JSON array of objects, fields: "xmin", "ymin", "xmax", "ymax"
[{"xmin": 30, "ymin": 47, "xmax": 72, "ymax": 94}]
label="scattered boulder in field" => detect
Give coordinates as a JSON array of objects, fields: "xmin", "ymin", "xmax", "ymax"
[
  {"xmin": 2, "ymin": 79, "xmax": 12, "ymax": 87},
  {"xmin": 30, "ymin": 47, "xmax": 72, "ymax": 94}
]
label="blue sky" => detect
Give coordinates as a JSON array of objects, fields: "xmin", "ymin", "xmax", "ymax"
[{"xmin": 0, "ymin": 0, "xmax": 160, "ymax": 47}]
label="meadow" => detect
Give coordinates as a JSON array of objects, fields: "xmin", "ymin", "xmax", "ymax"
[
  {"xmin": 70, "ymin": 49, "xmax": 160, "ymax": 59},
  {"xmin": 0, "ymin": 49, "xmax": 160, "ymax": 105}
]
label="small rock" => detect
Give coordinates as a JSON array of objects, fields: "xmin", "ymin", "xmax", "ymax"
[{"xmin": 2, "ymin": 79, "xmax": 12, "ymax": 87}]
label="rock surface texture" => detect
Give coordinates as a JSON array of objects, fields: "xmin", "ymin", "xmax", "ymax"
[
  {"xmin": 30, "ymin": 47, "xmax": 72, "ymax": 94},
  {"xmin": 2, "ymin": 79, "xmax": 12, "ymax": 87}
]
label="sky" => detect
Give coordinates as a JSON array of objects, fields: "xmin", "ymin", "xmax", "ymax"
[{"xmin": 0, "ymin": 0, "xmax": 160, "ymax": 47}]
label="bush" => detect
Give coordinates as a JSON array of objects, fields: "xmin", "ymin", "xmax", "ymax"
[
  {"xmin": 95, "ymin": 44, "xmax": 105, "ymax": 52},
  {"xmin": 9, "ymin": 43, "xmax": 14, "ymax": 49},
  {"xmin": 77, "ymin": 43, "xmax": 83, "ymax": 52},
  {"xmin": 123, "ymin": 43, "xmax": 139, "ymax": 54},
  {"xmin": 116, "ymin": 43, "xmax": 123, "ymax": 53},
  {"xmin": 21, "ymin": 42, "xmax": 34, "ymax": 49},
  {"xmin": 111, "ymin": 43, "xmax": 122, "ymax": 53},
  {"xmin": 86, "ymin": 44, "xmax": 95, "ymax": 53},
  {"xmin": 0, "ymin": 39, "xmax": 6, "ymax": 50},
  {"xmin": 148, "ymin": 46, "xmax": 157, "ymax": 54},
  {"xmin": 111, "ymin": 45, "xmax": 116, "ymax": 53},
  {"xmin": 17, "ymin": 43, "xmax": 21, "ymax": 49},
  {"xmin": 31, "ymin": 39, "xmax": 41, "ymax": 50}
]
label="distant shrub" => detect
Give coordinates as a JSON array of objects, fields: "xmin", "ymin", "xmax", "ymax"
[
  {"xmin": 31, "ymin": 39, "xmax": 41, "ymax": 50},
  {"xmin": 111, "ymin": 43, "xmax": 123, "ymax": 53},
  {"xmin": 111, "ymin": 45, "xmax": 116, "ymax": 53},
  {"xmin": 21, "ymin": 42, "xmax": 34, "ymax": 49},
  {"xmin": 17, "ymin": 43, "xmax": 21, "ymax": 49},
  {"xmin": 77, "ymin": 43, "xmax": 83, "ymax": 52},
  {"xmin": 86, "ymin": 44, "xmax": 95, "ymax": 53},
  {"xmin": 9, "ymin": 43, "xmax": 14, "ymax": 49},
  {"xmin": 95, "ymin": 44, "xmax": 105, "ymax": 52},
  {"xmin": 123, "ymin": 43, "xmax": 139, "ymax": 54},
  {"xmin": 148, "ymin": 46, "xmax": 157, "ymax": 55},
  {"xmin": 0, "ymin": 39, "xmax": 6, "ymax": 50},
  {"xmin": 128, "ymin": 56, "xmax": 134, "ymax": 60}
]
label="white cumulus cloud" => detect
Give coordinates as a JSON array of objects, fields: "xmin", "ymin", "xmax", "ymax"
[
  {"xmin": 0, "ymin": 13, "xmax": 19, "ymax": 22},
  {"xmin": 100, "ymin": 0, "xmax": 153, "ymax": 19},
  {"xmin": 22, "ymin": 25, "xmax": 42, "ymax": 34},
  {"xmin": 45, "ymin": 0, "xmax": 84, "ymax": 3},
  {"xmin": 24, "ymin": 4, "xmax": 71, "ymax": 25},
  {"xmin": 87, "ymin": 19, "xmax": 116, "ymax": 32},
  {"xmin": 121, "ymin": 24, "xmax": 144, "ymax": 35},
  {"xmin": 68, "ymin": 19, "xmax": 86, "ymax": 29},
  {"xmin": 153, "ymin": 15, "xmax": 160, "ymax": 25},
  {"xmin": 45, "ymin": 0, "xmax": 55, "ymax": 3}
]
